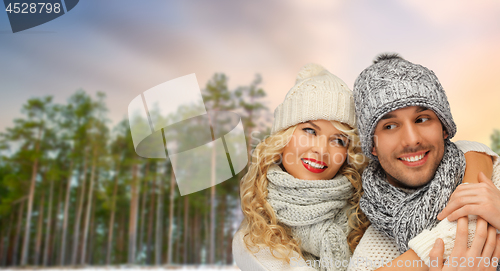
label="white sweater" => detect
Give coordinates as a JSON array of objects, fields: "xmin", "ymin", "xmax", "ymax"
[
  {"xmin": 348, "ymin": 140, "xmax": 500, "ymax": 271},
  {"xmin": 233, "ymin": 141, "xmax": 499, "ymax": 271},
  {"xmin": 233, "ymin": 230, "xmax": 317, "ymax": 271}
]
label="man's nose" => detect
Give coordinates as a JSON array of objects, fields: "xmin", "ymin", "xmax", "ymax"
[{"xmin": 400, "ymin": 122, "xmax": 422, "ymax": 147}]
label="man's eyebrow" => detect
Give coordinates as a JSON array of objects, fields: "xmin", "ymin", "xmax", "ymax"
[
  {"xmin": 380, "ymin": 113, "xmax": 395, "ymax": 120},
  {"xmin": 380, "ymin": 106, "xmax": 430, "ymax": 121},
  {"xmin": 416, "ymin": 106, "xmax": 429, "ymax": 113},
  {"xmin": 305, "ymin": 121, "xmax": 321, "ymax": 131}
]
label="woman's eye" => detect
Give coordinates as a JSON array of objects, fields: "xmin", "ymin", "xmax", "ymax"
[
  {"xmin": 303, "ymin": 128, "xmax": 316, "ymax": 135},
  {"xmin": 330, "ymin": 136, "xmax": 348, "ymax": 147},
  {"xmin": 333, "ymin": 138, "xmax": 347, "ymax": 147},
  {"xmin": 416, "ymin": 117, "xmax": 429, "ymax": 123},
  {"xmin": 385, "ymin": 124, "xmax": 397, "ymax": 130}
]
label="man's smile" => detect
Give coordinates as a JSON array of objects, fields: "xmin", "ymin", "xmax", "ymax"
[{"xmin": 397, "ymin": 151, "xmax": 429, "ymax": 167}]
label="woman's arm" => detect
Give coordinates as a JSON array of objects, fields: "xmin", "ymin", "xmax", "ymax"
[{"xmin": 460, "ymin": 151, "xmax": 493, "ymax": 183}]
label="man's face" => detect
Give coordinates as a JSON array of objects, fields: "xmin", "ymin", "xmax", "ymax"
[{"xmin": 372, "ymin": 106, "xmax": 448, "ymax": 189}]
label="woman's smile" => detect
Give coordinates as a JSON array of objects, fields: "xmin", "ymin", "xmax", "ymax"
[
  {"xmin": 301, "ymin": 158, "xmax": 327, "ymax": 173},
  {"xmin": 281, "ymin": 119, "xmax": 348, "ymax": 180}
]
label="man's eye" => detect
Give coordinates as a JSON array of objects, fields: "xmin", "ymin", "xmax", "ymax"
[
  {"xmin": 385, "ymin": 124, "xmax": 397, "ymax": 130},
  {"xmin": 416, "ymin": 117, "xmax": 429, "ymax": 123},
  {"xmin": 303, "ymin": 128, "xmax": 316, "ymax": 135}
]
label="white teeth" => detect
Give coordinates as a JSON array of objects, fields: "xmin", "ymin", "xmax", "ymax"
[
  {"xmin": 303, "ymin": 159, "xmax": 325, "ymax": 169},
  {"xmin": 400, "ymin": 153, "xmax": 425, "ymax": 162}
]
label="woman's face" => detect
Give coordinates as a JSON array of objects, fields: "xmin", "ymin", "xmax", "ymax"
[{"xmin": 281, "ymin": 119, "xmax": 349, "ymax": 180}]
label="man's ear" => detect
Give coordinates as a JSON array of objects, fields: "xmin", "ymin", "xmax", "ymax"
[
  {"xmin": 443, "ymin": 130, "xmax": 449, "ymax": 140},
  {"xmin": 372, "ymin": 134, "xmax": 379, "ymax": 157}
]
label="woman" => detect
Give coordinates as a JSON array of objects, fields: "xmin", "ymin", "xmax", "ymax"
[{"xmin": 234, "ymin": 64, "xmax": 369, "ymax": 271}]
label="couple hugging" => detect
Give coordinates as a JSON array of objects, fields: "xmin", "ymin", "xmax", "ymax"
[{"xmin": 233, "ymin": 53, "xmax": 500, "ymax": 271}]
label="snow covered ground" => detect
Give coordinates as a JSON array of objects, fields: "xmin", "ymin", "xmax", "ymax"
[{"xmin": 1, "ymin": 266, "xmax": 241, "ymax": 271}]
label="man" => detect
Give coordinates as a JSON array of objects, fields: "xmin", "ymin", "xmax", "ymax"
[{"xmin": 348, "ymin": 54, "xmax": 500, "ymax": 271}]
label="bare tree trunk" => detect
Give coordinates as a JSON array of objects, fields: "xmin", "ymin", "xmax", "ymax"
[
  {"xmin": 146, "ymin": 169, "xmax": 156, "ymax": 265},
  {"xmin": 21, "ymin": 126, "xmax": 43, "ymax": 266},
  {"xmin": 196, "ymin": 209, "xmax": 201, "ymax": 264},
  {"xmin": 226, "ymin": 208, "xmax": 234, "ymax": 265},
  {"xmin": 1, "ymin": 211, "xmax": 14, "ymax": 266},
  {"xmin": 60, "ymin": 160, "xmax": 74, "ymax": 265},
  {"xmin": 182, "ymin": 195, "xmax": 189, "ymax": 264},
  {"xmin": 87, "ymin": 190, "xmax": 97, "ymax": 264},
  {"xmin": 192, "ymin": 209, "xmax": 199, "ymax": 264},
  {"xmin": 81, "ymin": 153, "xmax": 97, "ymax": 264},
  {"xmin": 166, "ymin": 158, "xmax": 176, "ymax": 264},
  {"xmin": 117, "ymin": 214, "xmax": 126, "ymax": 264},
  {"xmin": 13, "ymin": 199, "xmax": 26, "ymax": 266},
  {"xmin": 71, "ymin": 148, "xmax": 89, "ymax": 264},
  {"xmin": 7, "ymin": 229, "xmax": 14, "ymax": 266},
  {"xmin": 204, "ymin": 206, "xmax": 210, "ymax": 264},
  {"xmin": 137, "ymin": 171, "xmax": 148, "ymax": 261},
  {"xmin": 106, "ymin": 164, "xmax": 120, "ymax": 265},
  {"xmin": 175, "ymin": 196, "xmax": 181, "ymax": 263},
  {"xmin": 101, "ymin": 232, "xmax": 107, "ymax": 265},
  {"xmin": 219, "ymin": 195, "xmax": 226, "ymax": 263},
  {"xmin": 183, "ymin": 196, "xmax": 189, "ymax": 264},
  {"xmin": 209, "ymin": 146, "xmax": 216, "ymax": 264},
  {"xmin": 100, "ymin": 225, "xmax": 107, "ymax": 265},
  {"xmin": 53, "ymin": 178, "xmax": 65, "ymax": 265},
  {"xmin": 42, "ymin": 179, "xmax": 54, "ymax": 266},
  {"xmin": 0, "ymin": 228, "xmax": 3, "ymax": 267},
  {"xmin": 163, "ymin": 201, "xmax": 169, "ymax": 264},
  {"xmin": 127, "ymin": 164, "xmax": 139, "ymax": 264},
  {"xmin": 0, "ymin": 228, "xmax": 4, "ymax": 266},
  {"xmin": 155, "ymin": 162, "xmax": 163, "ymax": 265},
  {"xmin": 34, "ymin": 189, "xmax": 46, "ymax": 265}
]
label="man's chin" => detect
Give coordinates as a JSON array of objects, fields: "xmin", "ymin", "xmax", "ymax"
[
  {"xmin": 387, "ymin": 172, "xmax": 434, "ymax": 189},
  {"xmin": 401, "ymin": 180, "xmax": 430, "ymax": 189}
]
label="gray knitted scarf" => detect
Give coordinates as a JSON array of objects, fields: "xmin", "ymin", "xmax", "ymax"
[
  {"xmin": 266, "ymin": 164, "xmax": 353, "ymax": 271},
  {"xmin": 360, "ymin": 140, "xmax": 465, "ymax": 253}
]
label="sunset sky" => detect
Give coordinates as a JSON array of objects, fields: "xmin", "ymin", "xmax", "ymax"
[{"xmin": 1, "ymin": 0, "xmax": 499, "ymax": 146}]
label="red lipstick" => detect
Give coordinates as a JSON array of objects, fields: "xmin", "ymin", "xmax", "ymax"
[{"xmin": 301, "ymin": 158, "xmax": 327, "ymax": 173}]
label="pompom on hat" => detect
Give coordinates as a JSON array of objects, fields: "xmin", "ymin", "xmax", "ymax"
[
  {"xmin": 353, "ymin": 53, "xmax": 456, "ymax": 160},
  {"xmin": 271, "ymin": 63, "xmax": 356, "ymax": 134}
]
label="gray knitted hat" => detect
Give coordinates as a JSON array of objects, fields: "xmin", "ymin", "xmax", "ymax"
[{"xmin": 353, "ymin": 53, "xmax": 456, "ymax": 160}]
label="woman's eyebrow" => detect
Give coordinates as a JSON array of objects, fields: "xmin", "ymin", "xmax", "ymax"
[{"xmin": 304, "ymin": 121, "xmax": 321, "ymax": 131}]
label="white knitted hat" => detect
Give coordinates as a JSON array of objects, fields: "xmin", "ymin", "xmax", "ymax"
[{"xmin": 271, "ymin": 63, "xmax": 356, "ymax": 134}]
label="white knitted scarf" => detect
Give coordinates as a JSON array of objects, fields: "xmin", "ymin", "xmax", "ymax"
[
  {"xmin": 360, "ymin": 140, "xmax": 465, "ymax": 253},
  {"xmin": 266, "ymin": 164, "xmax": 353, "ymax": 271}
]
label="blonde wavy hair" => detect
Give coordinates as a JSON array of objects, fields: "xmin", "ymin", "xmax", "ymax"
[{"xmin": 239, "ymin": 120, "xmax": 370, "ymax": 262}]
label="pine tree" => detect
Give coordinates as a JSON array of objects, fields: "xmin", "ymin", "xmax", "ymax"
[{"xmin": 0, "ymin": 96, "xmax": 55, "ymax": 266}]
